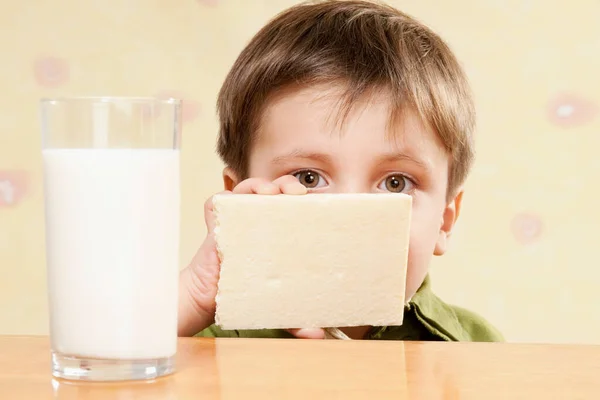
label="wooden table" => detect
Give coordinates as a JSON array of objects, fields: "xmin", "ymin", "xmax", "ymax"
[{"xmin": 1, "ymin": 336, "xmax": 599, "ymax": 399}]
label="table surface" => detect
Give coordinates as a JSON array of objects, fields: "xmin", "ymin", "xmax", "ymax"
[{"xmin": 1, "ymin": 336, "xmax": 599, "ymax": 399}]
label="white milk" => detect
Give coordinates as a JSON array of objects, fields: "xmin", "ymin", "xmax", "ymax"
[{"xmin": 43, "ymin": 148, "xmax": 180, "ymax": 360}]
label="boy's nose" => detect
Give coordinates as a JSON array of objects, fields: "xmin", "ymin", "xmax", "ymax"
[{"xmin": 332, "ymin": 180, "xmax": 372, "ymax": 194}]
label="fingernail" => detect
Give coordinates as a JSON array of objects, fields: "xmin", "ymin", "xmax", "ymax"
[{"xmin": 283, "ymin": 183, "xmax": 307, "ymax": 195}]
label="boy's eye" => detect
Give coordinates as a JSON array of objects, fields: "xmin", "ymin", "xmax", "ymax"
[
  {"xmin": 293, "ymin": 170, "xmax": 325, "ymax": 189},
  {"xmin": 379, "ymin": 175, "xmax": 413, "ymax": 193}
]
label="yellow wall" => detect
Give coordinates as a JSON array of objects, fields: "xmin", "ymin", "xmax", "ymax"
[{"xmin": 1, "ymin": 0, "xmax": 599, "ymax": 344}]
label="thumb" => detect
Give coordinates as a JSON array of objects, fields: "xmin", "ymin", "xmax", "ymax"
[
  {"xmin": 286, "ymin": 328, "xmax": 325, "ymax": 339},
  {"xmin": 204, "ymin": 191, "xmax": 232, "ymax": 234}
]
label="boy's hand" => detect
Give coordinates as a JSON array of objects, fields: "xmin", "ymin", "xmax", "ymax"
[{"xmin": 178, "ymin": 176, "xmax": 326, "ymax": 339}]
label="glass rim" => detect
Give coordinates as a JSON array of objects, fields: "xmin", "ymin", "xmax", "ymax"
[{"xmin": 40, "ymin": 96, "xmax": 181, "ymax": 105}]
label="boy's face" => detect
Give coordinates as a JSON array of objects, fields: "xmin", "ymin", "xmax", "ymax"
[{"xmin": 226, "ymin": 85, "xmax": 462, "ymax": 301}]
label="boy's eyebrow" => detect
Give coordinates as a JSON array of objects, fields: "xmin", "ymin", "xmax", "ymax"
[
  {"xmin": 270, "ymin": 150, "xmax": 332, "ymax": 164},
  {"xmin": 378, "ymin": 152, "xmax": 431, "ymax": 171}
]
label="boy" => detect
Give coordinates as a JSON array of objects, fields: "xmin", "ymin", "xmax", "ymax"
[{"xmin": 177, "ymin": 0, "xmax": 503, "ymax": 341}]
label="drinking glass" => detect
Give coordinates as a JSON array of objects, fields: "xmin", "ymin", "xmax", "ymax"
[{"xmin": 40, "ymin": 97, "xmax": 181, "ymax": 381}]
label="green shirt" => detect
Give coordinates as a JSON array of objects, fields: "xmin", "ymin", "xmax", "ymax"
[{"xmin": 196, "ymin": 275, "xmax": 504, "ymax": 341}]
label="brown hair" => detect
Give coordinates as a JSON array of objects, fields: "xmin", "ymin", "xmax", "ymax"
[{"xmin": 217, "ymin": 0, "xmax": 475, "ymax": 195}]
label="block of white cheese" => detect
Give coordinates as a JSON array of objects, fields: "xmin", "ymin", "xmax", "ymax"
[{"xmin": 213, "ymin": 193, "xmax": 411, "ymax": 330}]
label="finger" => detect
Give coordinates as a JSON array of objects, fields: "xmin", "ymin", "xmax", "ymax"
[
  {"xmin": 272, "ymin": 175, "xmax": 308, "ymax": 195},
  {"xmin": 184, "ymin": 241, "xmax": 221, "ymax": 325},
  {"xmin": 286, "ymin": 328, "xmax": 325, "ymax": 339},
  {"xmin": 232, "ymin": 178, "xmax": 280, "ymax": 195},
  {"xmin": 204, "ymin": 190, "xmax": 231, "ymax": 233}
]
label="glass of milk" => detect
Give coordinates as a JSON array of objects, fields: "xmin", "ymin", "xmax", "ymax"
[{"xmin": 40, "ymin": 97, "xmax": 181, "ymax": 381}]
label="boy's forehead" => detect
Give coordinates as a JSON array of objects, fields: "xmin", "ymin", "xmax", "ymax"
[{"xmin": 257, "ymin": 84, "xmax": 445, "ymax": 156}]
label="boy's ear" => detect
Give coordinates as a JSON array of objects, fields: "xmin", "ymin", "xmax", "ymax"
[
  {"xmin": 223, "ymin": 167, "xmax": 241, "ymax": 191},
  {"xmin": 433, "ymin": 189, "xmax": 464, "ymax": 256}
]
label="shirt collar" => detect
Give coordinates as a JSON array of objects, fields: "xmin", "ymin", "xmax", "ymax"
[{"xmin": 405, "ymin": 275, "xmax": 469, "ymax": 341}]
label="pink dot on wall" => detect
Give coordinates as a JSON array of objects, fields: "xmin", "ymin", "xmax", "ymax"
[
  {"xmin": 511, "ymin": 212, "xmax": 544, "ymax": 245},
  {"xmin": 0, "ymin": 171, "xmax": 29, "ymax": 208},
  {"xmin": 155, "ymin": 91, "xmax": 201, "ymax": 124},
  {"xmin": 33, "ymin": 56, "xmax": 70, "ymax": 88},
  {"xmin": 546, "ymin": 93, "xmax": 598, "ymax": 128}
]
